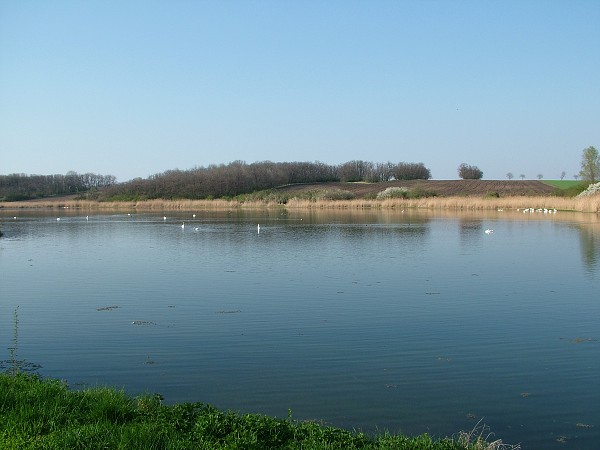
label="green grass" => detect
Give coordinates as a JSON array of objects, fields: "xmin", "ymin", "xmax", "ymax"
[
  {"xmin": 541, "ymin": 180, "xmax": 588, "ymax": 197},
  {"xmin": 541, "ymin": 180, "xmax": 582, "ymax": 189},
  {"xmin": 0, "ymin": 373, "xmax": 518, "ymax": 450}
]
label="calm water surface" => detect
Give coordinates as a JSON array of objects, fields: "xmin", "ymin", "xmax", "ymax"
[{"xmin": 1, "ymin": 208, "xmax": 599, "ymax": 449}]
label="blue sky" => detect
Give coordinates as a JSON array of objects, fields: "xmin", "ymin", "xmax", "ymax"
[{"xmin": 1, "ymin": 1, "xmax": 599, "ymax": 182}]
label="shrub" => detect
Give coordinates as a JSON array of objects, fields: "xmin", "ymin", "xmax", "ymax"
[
  {"xmin": 376, "ymin": 187, "xmax": 409, "ymax": 199},
  {"xmin": 408, "ymin": 187, "xmax": 437, "ymax": 199},
  {"xmin": 577, "ymin": 181, "xmax": 600, "ymax": 197}
]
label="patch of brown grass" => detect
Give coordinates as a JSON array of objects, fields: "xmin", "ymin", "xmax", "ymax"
[{"xmin": 2, "ymin": 194, "xmax": 599, "ymax": 212}]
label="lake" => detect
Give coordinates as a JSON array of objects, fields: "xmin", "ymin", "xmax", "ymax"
[{"xmin": 1, "ymin": 207, "xmax": 599, "ymax": 449}]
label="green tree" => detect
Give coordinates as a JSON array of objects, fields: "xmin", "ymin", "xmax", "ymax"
[{"xmin": 580, "ymin": 146, "xmax": 600, "ymax": 183}]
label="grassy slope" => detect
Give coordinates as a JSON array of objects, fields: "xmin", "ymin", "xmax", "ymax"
[
  {"xmin": 541, "ymin": 180, "xmax": 583, "ymax": 189},
  {"xmin": 0, "ymin": 374, "xmax": 510, "ymax": 450}
]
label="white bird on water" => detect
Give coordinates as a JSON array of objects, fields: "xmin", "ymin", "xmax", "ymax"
[
  {"xmin": 257, "ymin": 224, "xmax": 260, "ymax": 234},
  {"xmin": 485, "ymin": 229, "xmax": 494, "ymax": 234},
  {"xmin": 181, "ymin": 222, "xmax": 185, "ymax": 229}
]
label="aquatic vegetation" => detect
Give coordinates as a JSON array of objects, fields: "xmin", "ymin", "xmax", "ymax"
[
  {"xmin": 96, "ymin": 305, "xmax": 120, "ymax": 311},
  {"xmin": 0, "ymin": 307, "xmax": 42, "ymax": 376},
  {"xmin": 131, "ymin": 320, "xmax": 156, "ymax": 326}
]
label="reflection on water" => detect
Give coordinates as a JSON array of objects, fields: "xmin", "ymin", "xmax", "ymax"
[
  {"xmin": 0, "ymin": 208, "xmax": 599, "ymax": 449},
  {"xmin": 575, "ymin": 222, "xmax": 600, "ymax": 274}
]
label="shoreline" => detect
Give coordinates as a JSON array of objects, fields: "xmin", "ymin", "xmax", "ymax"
[{"xmin": 1, "ymin": 195, "xmax": 600, "ymax": 213}]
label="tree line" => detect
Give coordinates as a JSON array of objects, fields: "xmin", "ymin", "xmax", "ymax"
[
  {"xmin": 0, "ymin": 171, "xmax": 116, "ymax": 201},
  {"xmin": 100, "ymin": 160, "xmax": 432, "ymax": 200}
]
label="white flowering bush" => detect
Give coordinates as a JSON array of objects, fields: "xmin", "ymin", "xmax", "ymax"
[
  {"xmin": 376, "ymin": 187, "xmax": 409, "ymax": 199},
  {"xmin": 577, "ymin": 182, "xmax": 600, "ymax": 197}
]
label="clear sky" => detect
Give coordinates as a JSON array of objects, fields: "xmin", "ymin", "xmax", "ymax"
[{"xmin": 1, "ymin": 1, "xmax": 599, "ymax": 182}]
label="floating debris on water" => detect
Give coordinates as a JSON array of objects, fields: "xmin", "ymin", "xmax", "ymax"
[
  {"xmin": 132, "ymin": 320, "xmax": 156, "ymax": 325},
  {"xmin": 96, "ymin": 305, "xmax": 120, "ymax": 311},
  {"xmin": 466, "ymin": 413, "xmax": 477, "ymax": 420},
  {"xmin": 572, "ymin": 337, "xmax": 596, "ymax": 344},
  {"xmin": 216, "ymin": 310, "xmax": 241, "ymax": 314},
  {"xmin": 576, "ymin": 423, "xmax": 594, "ymax": 429},
  {"xmin": 520, "ymin": 392, "xmax": 531, "ymax": 398},
  {"xmin": 385, "ymin": 384, "xmax": 397, "ymax": 389},
  {"xmin": 556, "ymin": 435, "xmax": 568, "ymax": 443}
]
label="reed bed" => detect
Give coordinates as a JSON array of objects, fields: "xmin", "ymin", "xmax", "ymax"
[
  {"xmin": 1, "ymin": 195, "xmax": 599, "ymax": 212},
  {"xmin": 281, "ymin": 195, "xmax": 600, "ymax": 212}
]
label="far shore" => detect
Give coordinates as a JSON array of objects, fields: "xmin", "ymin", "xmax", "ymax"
[{"xmin": 1, "ymin": 194, "xmax": 599, "ymax": 213}]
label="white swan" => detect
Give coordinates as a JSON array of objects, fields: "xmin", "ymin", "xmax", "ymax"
[{"xmin": 484, "ymin": 229, "xmax": 494, "ymax": 234}]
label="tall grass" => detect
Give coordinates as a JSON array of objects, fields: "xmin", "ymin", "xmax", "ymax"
[
  {"xmin": 2, "ymin": 194, "xmax": 600, "ymax": 212},
  {"xmin": 285, "ymin": 195, "xmax": 600, "ymax": 212},
  {"xmin": 0, "ymin": 373, "xmax": 518, "ymax": 450}
]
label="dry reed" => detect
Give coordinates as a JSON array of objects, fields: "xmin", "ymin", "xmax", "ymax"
[{"xmin": 2, "ymin": 195, "xmax": 599, "ymax": 212}]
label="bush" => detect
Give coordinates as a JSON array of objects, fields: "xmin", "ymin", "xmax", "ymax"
[
  {"xmin": 577, "ymin": 181, "xmax": 600, "ymax": 197},
  {"xmin": 408, "ymin": 187, "xmax": 437, "ymax": 199},
  {"xmin": 376, "ymin": 187, "xmax": 409, "ymax": 199}
]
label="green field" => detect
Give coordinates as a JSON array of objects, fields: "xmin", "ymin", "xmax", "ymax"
[{"xmin": 542, "ymin": 180, "xmax": 583, "ymax": 189}]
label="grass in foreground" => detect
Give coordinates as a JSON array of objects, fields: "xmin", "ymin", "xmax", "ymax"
[{"xmin": 0, "ymin": 374, "xmax": 518, "ymax": 450}]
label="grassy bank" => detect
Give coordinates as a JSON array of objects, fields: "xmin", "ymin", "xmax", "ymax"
[
  {"xmin": 0, "ymin": 374, "xmax": 516, "ymax": 450},
  {"xmin": 1, "ymin": 194, "xmax": 600, "ymax": 212}
]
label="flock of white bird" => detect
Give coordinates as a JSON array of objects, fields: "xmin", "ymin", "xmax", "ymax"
[
  {"xmin": 14, "ymin": 208, "xmax": 559, "ymax": 237},
  {"xmin": 517, "ymin": 207, "xmax": 557, "ymax": 213}
]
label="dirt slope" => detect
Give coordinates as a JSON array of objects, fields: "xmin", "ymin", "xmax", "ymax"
[{"xmin": 275, "ymin": 180, "xmax": 557, "ymax": 198}]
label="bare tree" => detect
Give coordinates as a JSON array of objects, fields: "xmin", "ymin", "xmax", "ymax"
[
  {"xmin": 537, "ymin": 174, "xmax": 543, "ymax": 180},
  {"xmin": 520, "ymin": 174, "xmax": 526, "ymax": 180},
  {"xmin": 506, "ymin": 172, "xmax": 514, "ymax": 180},
  {"xmin": 560, "ymin": 171, "xmax": 566, "ymax": 180}
]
